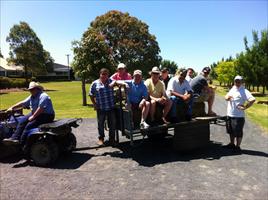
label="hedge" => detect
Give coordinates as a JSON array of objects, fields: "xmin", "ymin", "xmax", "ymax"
[{"xmin": 0, "ymin": 77, "xmax": 28, "ymax": 89}]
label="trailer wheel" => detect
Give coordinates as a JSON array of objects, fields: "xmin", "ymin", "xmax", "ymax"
[
  {"xmin": 30, "ymin": 140, "xmax": 59, "ymax": 166},
  {"xmin": 63, "ymin": 133, "xmax": 77, "ymax": 153}
]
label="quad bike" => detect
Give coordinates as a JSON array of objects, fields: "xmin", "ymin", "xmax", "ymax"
[{"xmin": 0, "ymin": 109, "xmax": 81, "ymax": 166}]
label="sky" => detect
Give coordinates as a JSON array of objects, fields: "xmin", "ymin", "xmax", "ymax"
[{"xmin": 1, "ymin": 0, "xmax": 267, "ymax": 72}]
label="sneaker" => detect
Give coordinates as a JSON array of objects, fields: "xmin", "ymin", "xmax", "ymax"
[
  {"xmin": 140, "ymin": 121, "xmax": 150, "ymax": 129},
  {"xmin": 97, "ymin": 139, "xmax": 104, "ymax": 146},
  {"xmin": 3, "ymin": 138, "xmax": 19, "ymax": 145},
  {"xmin": 223, "ymin": 143, "xmax": 236, "ymax": 149}
]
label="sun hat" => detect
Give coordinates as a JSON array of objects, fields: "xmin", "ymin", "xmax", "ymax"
[
  {"xmin": 150, "ymin": 66, "xmax": 161, "ymax": 74},
  {"xmin": 117, "ymin": 63, "xmax": 126, "ymax": 69},
  {"xmin": 234, "ymin": 75, "xmax": 243, "ymax": 81},
  {"xmin": 28, "ymin": 81, "xmax": 43, "ymax": 90},
  {"xmin": 133, "ymin": 70, "xmax": 142, "ymax": 76}
]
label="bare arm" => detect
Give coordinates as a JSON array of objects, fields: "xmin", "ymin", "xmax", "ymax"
[
  {"xmin": 89, "ymin": 95, "xmax": 97, "ymax": 110},
  {"xmin": 7, "ymin": 101, "xmax": 25, "ymax": 112},
  {"xmin": 28, "ymin": 107, "xmax": 44, "ymax": 121}
]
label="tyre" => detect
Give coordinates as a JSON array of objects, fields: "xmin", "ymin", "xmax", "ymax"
[
  {"xmin": 30, "ymin": 140, "xmax": 59, "ymax": 166},
  {"xmin": 63, "ymin": 133, "xmax": 77, "ymax": 153}
]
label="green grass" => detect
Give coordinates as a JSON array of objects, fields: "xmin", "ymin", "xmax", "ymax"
[
  {"xmin": 0, "ymin": 81, "xmax": 96, "ymax": 119},
  {"xmin": 213, "ymin": 81, "xmax": 268, "ymax": 133}
]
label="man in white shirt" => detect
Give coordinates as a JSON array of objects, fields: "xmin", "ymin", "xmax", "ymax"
[
  {"xmin": 167, "ymin": 69, "xmax": 193, "ymax": 121},
  {"xmin": 224, "ymin": 75, "xmax": 255, "ymax": 152}
]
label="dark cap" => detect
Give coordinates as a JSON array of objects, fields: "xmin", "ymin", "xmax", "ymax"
[
  {"xmin": 161, "ymin": 67, "xmax": 169, "ymax": 72},
  {"xmin": 202, "ymin": 67, "xmax": 211, "ymax": 73}
]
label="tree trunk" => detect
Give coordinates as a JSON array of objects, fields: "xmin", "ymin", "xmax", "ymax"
[{"xmin": 82, "ymin": 78, "xmax": 87, "ymax": 106}]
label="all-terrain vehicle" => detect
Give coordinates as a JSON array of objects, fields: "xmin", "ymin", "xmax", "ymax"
[{"xmin": 0, "ymin": 109, "xmax": 81, "ymax": 166}]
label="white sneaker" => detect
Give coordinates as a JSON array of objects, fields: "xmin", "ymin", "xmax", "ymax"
[{"xmin": 140, "ymin": 121, "xmax": 150, "ymax": 129}]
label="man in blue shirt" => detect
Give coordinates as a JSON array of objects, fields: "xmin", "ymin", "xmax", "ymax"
[
  {"xmin": 4, "ymin": 82, "xmax": 55, "ymax": 144},
  {"xmin": 126, "ymin": 70, "xmax": 150, "ymax": 129},
  {"xmin": 89, "ymin": 68, "xmax": 118, "ymax": 146}
]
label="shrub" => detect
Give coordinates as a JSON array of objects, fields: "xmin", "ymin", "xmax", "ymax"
[{"xmin": 0, "ymin": 77, "xmax": 27, "ymax": 89}]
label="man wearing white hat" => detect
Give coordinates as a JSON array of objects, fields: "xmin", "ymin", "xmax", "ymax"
[
  {"xmin": 111, "ymin": 63, "xmax": 132, "ymax": 81},
  {"xmin": 224, "ymin": 75, "xmax": 255, "ymax": 152},
  {"xmin": 3, "ymin": 81, "xmax": 55, "ymax": 144},
  {"xmin": 145, "ymin": 66, "xmax": 172, "ymax": 124}
]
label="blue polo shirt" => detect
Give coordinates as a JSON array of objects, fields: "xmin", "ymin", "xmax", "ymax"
[
  {"xmin": 22, "ymin": 91, "xmax": 55, "ymax": 115},
  {"xmin": 89, "ymin": 78, "xmax": 115, "ymax": 111},
  {"xmin": 126, "ymin": 80, "xmax": 148, "ymax": 104}
]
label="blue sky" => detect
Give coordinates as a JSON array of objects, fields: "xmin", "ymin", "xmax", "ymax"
[{"xmin": 1, "ymin": 0, "xmax": 267, "ymax": 72}]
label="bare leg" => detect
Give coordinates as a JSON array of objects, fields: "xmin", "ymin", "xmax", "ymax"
[
  {"xmin": 150, "ymin": 100, "xmax": 156, "ymax": 121},
  {"xmin": 236, "ymin": 137, "xmax": 242, "ymax": 147},
  {"xmin": 207, "ymin": 88, "xmax": 215, "ymax": 114},
  {"xmin": 141, "ymin": 101, "xmax": 150, "ymax": 122},
  {"xmin": 163, "ymin": 99, "xmax": 172, "ymax": 118},
  {"xmin": 230, "ymin": 134, "xmax": 235, "ymax": 145}
]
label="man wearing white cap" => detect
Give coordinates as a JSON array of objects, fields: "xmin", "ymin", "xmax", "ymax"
[
  {"xmin": 224, "ymin": 75, "xmax": 255, "ymax": 152},
  {"xmin": 111, "ymin": 63, "xmax": 132, "ymax": 81},
  {"xmin": 125, "ymin": 70, "xmax": 150, "ymax": 129},
  {"xmin": 3, "ymin": 81, "xmax": 55, "ymax": 144}
]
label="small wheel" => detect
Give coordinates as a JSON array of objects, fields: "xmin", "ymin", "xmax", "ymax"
[
  {"xmin": 64, "ymin": 133, "xmax": 77, "ymax": 152},
  {"xmin": 30, "ymin": 140, "xmax": 59, "ymax": 166}
]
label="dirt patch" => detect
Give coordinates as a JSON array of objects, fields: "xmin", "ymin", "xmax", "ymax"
[{"xmin": 0, "ymin": 88, "xmax": 26, "ymax": 93}]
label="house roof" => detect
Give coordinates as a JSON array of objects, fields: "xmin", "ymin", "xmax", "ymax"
[
  {"xmin": 0, "ymin": 57, "xmax": 24, "ymax": 71},
  {"xmin": 53, "ymin": 63, "xmax": 69, "ymax": 72}
]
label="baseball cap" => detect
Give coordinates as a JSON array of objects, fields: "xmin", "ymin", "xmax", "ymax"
[
  {"xmin": 202, "ymin": 67, "xmax": 211, "ymax": 73},
  {"xmin": 117, "ymin": 63, "xmax": 126, "ymax": 69},
  {"xmin": 133, "ymin": 70, "xmax": 142, "ymax": 76},
  {"xmin": 234, "ymin": 75, "xmax": 243, "ymax": 81}
]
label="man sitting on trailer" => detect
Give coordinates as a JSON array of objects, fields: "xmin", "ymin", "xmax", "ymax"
[
  {"xmin": 125, "ymin": 70, "xmax": 150, "ymax": 129},
  {"xmin": 145, "ymin": 66, "xmax": 172, "ymax": 124},
  {"xmin": 167, "ymin": 69, "xmax": 193, "ymax": 122},
  {"xmin": 190, "ymin": 67, "xmax": 216, "ymax": 116}
]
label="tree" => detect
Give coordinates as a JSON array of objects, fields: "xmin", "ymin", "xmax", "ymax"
[
  {"xmin": 236, "ymin": 30, "xmax": 268, "ymax": 93},
  {"xmin": 215, "ymin": 61, "xmax": 236, "ymax": 86},
  {"xmin": 6, "ymin": 21, "xmax": 53, "ymax": 82},
  {"xmin": 72, "ymin": 10, "xmax": 162, "ymax": 105},
  {"xmin": 160, "ymin": 59, "xmax": 178, "ymax": 74}
]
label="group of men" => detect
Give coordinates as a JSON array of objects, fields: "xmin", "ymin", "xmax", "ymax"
[
  {"xmin": 3, "ymin": 63, "xmax": 255, "ymax": 152},
  {"xmin": 89, "ymin": 63, "xmax": 218, "ymax": 146}
]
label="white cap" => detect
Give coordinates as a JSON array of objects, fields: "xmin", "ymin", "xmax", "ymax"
[
  {"xmin": 234, "ymin": 75, "xmax": 243, "ymax": 81},
  {"xmin": 28, "ymin": 81, "xmax": 43, "ymax": 90},
  {"xmin": 117, "ymin": 63, "xmax": 126, "ymax": 69},
  {"xmin": 133, "ymin": 70, "xmax": 142, "ymax": 76}
]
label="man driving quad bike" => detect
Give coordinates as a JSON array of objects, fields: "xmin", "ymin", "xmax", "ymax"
[{"xmin": 3, "ymin": 81, "xmax": 55, "ymax": 145}]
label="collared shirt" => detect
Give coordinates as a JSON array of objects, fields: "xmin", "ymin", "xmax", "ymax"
[
  {"xmin": 22, "ymin": 91, "xmax": 55, "ymax": 115},
  {"xmin": 190, "ymin": 74, "xmax": 208, "ymax": 94},
  {"xmin": 166, "ymin": 76, "xmax": 192, "ymax": 97},
  {"xmin": 126, "ymin": 80, "xmax": 148, "ymax": 104},
  {"xmin": 111, "ymin": 72, "xmax": 132, "ymax": 81},
  {"xmin": 226, "ymin": 86, "xmax": 255, "ymax": 117},
  {"xmin": 89, "ymin": 78, "xmax": 115, "ymax": 111},
  {"xmin": 144, "ymin": 78, "xmax": 165, "ymax": 98}
]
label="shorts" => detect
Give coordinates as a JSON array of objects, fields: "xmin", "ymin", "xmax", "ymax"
[{"xmin": 226, "ymin": 117, "xmax": 245, "ymax": 137}]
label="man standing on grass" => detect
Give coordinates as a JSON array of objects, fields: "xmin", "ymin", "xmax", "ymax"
[
  {"xmin": 89, "ymin": 68, "xmax": 119, "ymax": 146},
  {"xmin": 224, "ymin": 75, "xmax": 255, "ymax": 152}
]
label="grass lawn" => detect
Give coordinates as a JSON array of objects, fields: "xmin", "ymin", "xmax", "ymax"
[
  {"xmin": 0, "ymin": 81, "xmax": 96, "ymax": 119},
  {"xmin": 214, "ymin": 82, "xmax": 268, "ymax": 133}
]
